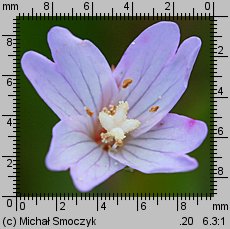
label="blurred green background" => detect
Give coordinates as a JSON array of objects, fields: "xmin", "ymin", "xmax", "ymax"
[{"xmin": 19, "ymin": 18, "xmax": 211, "ymax": 195}]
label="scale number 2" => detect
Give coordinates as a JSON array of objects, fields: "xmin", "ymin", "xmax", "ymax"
[
  {"xmin": 7, "ymin": 159, "xmax": 13, "ymax": 167},
  {"xmin": 165, "ymin": 2, "xmax": 171, "ymax": 10}
]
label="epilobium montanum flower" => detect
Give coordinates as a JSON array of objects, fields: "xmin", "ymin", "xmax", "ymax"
[{"xmin": 21, "ymin": 22, "xmax": 208, "ymax": 192}]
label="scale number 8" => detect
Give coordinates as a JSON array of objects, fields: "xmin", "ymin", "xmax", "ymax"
[
  {"xmin": 181, "ymin": 202, "xmax": 186, "ymax": 210},
  {"xmin": 217, "ymin": 167, "xmax": 223, "ymax": 176},
  {"xmin": 44, "ymin": 2, "xmax": 50, "ymax": 10}
]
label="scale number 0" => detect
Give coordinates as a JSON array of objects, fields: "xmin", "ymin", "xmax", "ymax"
[{"xmin": 6, "ymin": 199, "xmax": 25, "ymax": 210}]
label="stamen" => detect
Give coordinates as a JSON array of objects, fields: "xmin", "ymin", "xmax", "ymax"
[
  {"xmin": 122, "ymin": 78, "xmax": 133, "ymax": 89},
  {"xmin": 84, "ymin": 107, "xmax": 94, "ymax": 117},
  {"xmin": 149, "ymin": 105, "xmax": 159, "ymax": 112},
  {"xmin": 108, "ymin": 105, "xmax": 116, "ymax": 115},
  {"xmin": 111, "ymin": 64, "xmax": 116, "ymax": 72},
  {"xmin": 115, "ymin": 139, "xmax": 123, "ymax": 147},
  {"xmin": 101, "ymin": 132, "xmax": 113, "ymax": 144},
  {"xmin": 102, "ymin": 105, "xmax": 116, "ymax": 115},
  {"xmin": 98, "ymin": 100, "xmax": 141, "ymax": 150},
  {"xmin": 112, "ymin": 139, "xmax": 124, "ymax": 150}
]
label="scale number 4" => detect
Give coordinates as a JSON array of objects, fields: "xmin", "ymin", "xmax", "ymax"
[
  {"xmin": 7, "ymin": 118, "xmax": 12, "ymax": 126},
  {"xmin": 101, "ymin": 202, "xmax": 106, "ymax": 210},
  {"xmin": 218, "ymin": 87, "xmax": 223, "ymax": 95}
]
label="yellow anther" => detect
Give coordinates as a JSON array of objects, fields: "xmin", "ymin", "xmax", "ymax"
[
  {"xmin": 102, "ymin": 105, "xmax": 116, "ymax": 115},
  {"xmin": 115, "ymin": 139, "xmax": 123, "ymax": 147},
  {"xmin": 122, "ymin": 78, "xmax": 133, "ymax": 89},
  {"xmin": 149, "ymin": 106, "xmax": 159, "ymax": 112},
  {"xmin": 84, "ymin": 107, "xmax": 94, "ymax": 117}
]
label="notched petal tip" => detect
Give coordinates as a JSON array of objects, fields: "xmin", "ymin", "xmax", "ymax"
[
  {"xmin": 48, "ymin": 26, "xmax": 69, "ymax": 38},
  {"xmin": 21, "ymin": 51, "xmax": 38, "ymax": 66},
  {"xmin": 187, "ymin": 156, "xmax": 199, "ymax": 170},
  {"xmin": 174, "ymin": 155, "xmax": 199, "ymax": 172},
  {"xmin": 69, "ymin": 173, "xmax": 102, "ymax": 193},
  {"xmin": 47, "ymin": 26, "xmax": 82, "ymax": 48},
  {"xmin": 147, "ymin": 21, "xmax": 180, "ymax": 32},
  {"xmin": 21, "ymin": 51, "xmax": 53, "ymax": 79},
  {"xmin": 155, "ymin": 21, "xmax": 180, "ymax": 31},
  {"xmin": 69, "ymin": 157, "xmax": 125, "ymax": 192},
  {"xmin": 182, "ymin": 36, "xmax": 202, "ymax": 55},
  {"xmin": 21, "ymin": 50, "xmax": 49, "ymax": 63},
  {"xmin": 189, "ymin": 119, "xmax": 208, "ymax": 146},
  {"xmin": 140, "ymin": 21, "xmax": 180, "ymax": 45},
  {"xmin": 176, "ymin": 36, "xmax": 202, "ymax": 61},
  {"xmin": 188, "ymin": 36, "xmax": 202, "ymax": 47},
  {"xmin": 45, "ymin": 154, "xmax": 69, "ymax": 171},
  {"xmin": 148, "ymin": 155, "xmax": 199, "ymax": 174},
  {"xmin": 48, "ymin": 26, "xmax": 66, "ymax": 33},
  {"xmin": 45, "ymin": 156, "xmax": 56, "ymax": 171},
  {"xmin": 194, "ymin": 36, "xmax": 202, "ymax": 46},
  {"xmin": 172, "ymin": 35, "xmax": 202, "ymax": 87}
]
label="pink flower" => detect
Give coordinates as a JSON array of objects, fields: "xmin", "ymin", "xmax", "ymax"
[{"xmin": 21, "ymin": 22, "xmax": 208, "ymax": 192}]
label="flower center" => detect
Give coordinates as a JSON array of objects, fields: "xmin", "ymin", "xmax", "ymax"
[{"xmin": 98, "ymin": 101, "xmax": 141, "ymax": 150}]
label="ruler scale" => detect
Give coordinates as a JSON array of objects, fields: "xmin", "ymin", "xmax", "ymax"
[{"xmin": 0, "ymin": 0, "xmax": 229, "ymax": 228}]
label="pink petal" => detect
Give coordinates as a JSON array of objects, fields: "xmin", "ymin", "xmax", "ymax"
[
  {"xmin": 113, "ymin": 22, "xmax": 180, "ymax": 89},
  {"xmin": 109, "ymin": 145, "xmax": 198, "ymax": 174},
  {"xmin": 70, "ymin": 151, "xmax": 125, "ymax": 192},
  {"xmin": 113, "ymin": 22, "xmax": 180, "ymax": 106},
  {"xmin": 109, "ymin": 114, "xmax": 206, "ymax": 173},
  {"xmin": 132, "ymin": 36, "xmax": 201, "ymax": 136},
  {"xmin": 46, "ymin": 119, "xmax": 95, "ymax": 171},
  {"xmin": 112, "ymin": 22, "xmax": 201, "ymax": 136},
  {"xmin": 46, "ymin": 120, "xmax": 124, "ymax": 191},
  {"xmin": 21, "ymin": 52, "xmax": 86, "ymax": 119},
  {"xmin": 131, "ymin": 36, "xmax": 201, "ymax": 136},
  {"xmin": 47, "ymin": 26, "xmax": 118, "ymax": 115},
  {"xmin": 130, "ymin": 113, "xmax": 207, "ymax": 154}
]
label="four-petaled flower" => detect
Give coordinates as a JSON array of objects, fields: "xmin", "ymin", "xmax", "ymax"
[{"xmin": 21, "ymin": 22, "xmax": 208, "ymax": 192}]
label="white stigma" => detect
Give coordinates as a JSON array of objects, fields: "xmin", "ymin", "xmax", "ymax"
[{"xmin": 99, "ymin": 101, "xmax": 141, "ymax": 149}]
